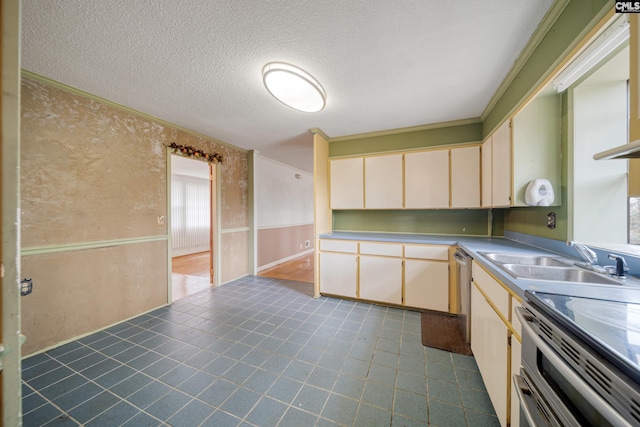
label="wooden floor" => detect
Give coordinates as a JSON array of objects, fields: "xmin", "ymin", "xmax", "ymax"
[
  {"xmin": 172, "ymin": 251, "xmax": 210, "ymax": 278},
  {"xmin": 171, "ymin": 251, "xmax": 314, "ymax": 301},
  {"xmin": 171, "ymin": 252, "xmax": 211, "ymax": 301},
  {"xmin": 258, "ymin": 252, "xmax": 314, "ymax": 284}
]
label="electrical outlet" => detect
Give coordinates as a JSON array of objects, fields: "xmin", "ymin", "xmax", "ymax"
[
  {"xmin": 547, "ymin": 212, "xmax": 556, "ymax": 229},
  {"xmin": 305, "ymin": 240, "xmax": 311, "ymax": 248},
  {"xmin": 21, "ymin": 278, "xmax": 33, "ymax": 296}
]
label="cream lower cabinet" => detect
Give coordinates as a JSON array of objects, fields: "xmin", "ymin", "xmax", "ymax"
[
  {"xmin": 471, "ymin": 283, "xmax": 508, "ymax": 427},
  {"xmin": 319, "ymin": 239, "xmax": 450, "ymax": 311},
  {"xmin": 359, "ymin": 255, "xmax": 403, "ymax": 304},
  {"xmin": 405, "ymin": 259, "xmax": 448, "ymax": 311},
  {"xmin": 510, "ymin": 300, "xmax": 522, "ymax": 427},
  {"xmin": 318, "ymin": 239, "xmax": 359, "ymax": 298},
  {"xmin": 471, "ymin": 261, "xmax": 522, "ymax": 427},
  {"xmin": 319, "ymin": 252, "xmax": 357, "ymax": 298}
]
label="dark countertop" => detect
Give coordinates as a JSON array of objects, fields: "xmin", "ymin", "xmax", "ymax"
[{"xmin": 319, "ymin": 231, "xmax": 640, "ymax": 303}]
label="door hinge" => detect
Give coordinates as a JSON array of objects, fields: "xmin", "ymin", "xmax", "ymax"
[{"xmin": 507, "ymin": 335, "xmax": 512, "ymax": 346}]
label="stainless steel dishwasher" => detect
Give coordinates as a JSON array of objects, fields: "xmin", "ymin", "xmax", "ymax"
[{"xmin": 454, "ymin": 247, "xmax": 473, "ymax": 343}]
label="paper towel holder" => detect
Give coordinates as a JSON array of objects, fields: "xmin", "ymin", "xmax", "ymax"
[{"xmin": 525, "ymin": 178, "xmax": 554, "ymax": 206}]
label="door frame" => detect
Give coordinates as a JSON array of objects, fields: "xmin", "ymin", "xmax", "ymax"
[
  {"xmin": 166, "ymin": 150, "xmax": 221, "ymax": 302},
  {"xmin": 2, "ymin": 0, "xmax": 23, "ymax": 424}
]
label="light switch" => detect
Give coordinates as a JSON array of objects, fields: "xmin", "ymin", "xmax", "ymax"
[{"xmin": 157, "ymin": 215, "xmax": 165, "ymax": 226}]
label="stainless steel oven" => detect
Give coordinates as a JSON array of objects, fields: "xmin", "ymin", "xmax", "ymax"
[{"xmin": 515, "ymin": 291, "xmax": 640, "ymax": 427}]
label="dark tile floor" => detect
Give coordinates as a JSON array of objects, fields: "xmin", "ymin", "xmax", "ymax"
[{"xmin": 21, "ymin": 276, "xmax": 499, "ymax": 426}]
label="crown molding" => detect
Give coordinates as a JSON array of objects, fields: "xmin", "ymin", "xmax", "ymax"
[
  {"xmin": 327, "ymin": 117, "xmax": 481, "ymax": 142},
  {"xmin": 21, "ymin": 70, "xmax": 247, "ymax": 153},
  {"xmin": 481, "ymin": 0, "xmax": 570, "ymax": 122},
  {"xmin": 309, "ymin": 127, "xmax": 331, "ymax": 141}
]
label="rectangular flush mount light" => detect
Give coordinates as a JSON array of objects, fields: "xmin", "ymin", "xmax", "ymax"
[{"xmin": 552, "ymin": 16, "xmax": 629, "ymax": 93}]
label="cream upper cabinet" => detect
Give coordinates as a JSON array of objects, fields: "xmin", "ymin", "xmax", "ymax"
[
  {"xmin": 483, "ymin": 94, "xmax": 561, "ymax": 208},
  {"xmin": 405, "ymin": 150, "xmax": 449, "ymax": 209},
  {"xmin": 365, "ymin": 154, "xmax": 403, "ymax": 209},
  {"xmin": 481, "ymin": 139, "xmax": 493, "ymax": 208},
  {"xmin": 330, "ymin": 157, "xmax": 364, "ymax": 209},
  {"xmin": 451, "ymin": 145, "xmax": 481, "ymax": 208},
  {"xmin": 491, "ymin": 120, "xmax": 512, "ymax": 207}
]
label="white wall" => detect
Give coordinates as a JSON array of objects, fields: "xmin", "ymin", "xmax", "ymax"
[
  {"xmin": 573, "ymin": 81, "xmax": 628, "ymax": 244},
  {"xmin": 255, "ymin": 155, "xmax": 314, "ymax": 270},
  {"xmin": 256, "ymin": 155, "xmax": 313, "ymax": 228}
]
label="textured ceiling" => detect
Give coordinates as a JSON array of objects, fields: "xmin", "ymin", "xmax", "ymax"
[{"xmin": 22, "ymin": 0, "xmax": 554, "ymax": 172}]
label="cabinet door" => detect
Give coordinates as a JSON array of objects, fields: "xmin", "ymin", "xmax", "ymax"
[
  {"xmin": 481, "ymin": 139, "xmax": 493, "ymax": 208},
  {"xmin": 510, "ymin": 335, "xmax": 522, "ymax": 427},
  {"xmin": 359, "ymin": 256, "xmax": 402, "ymax": 304},
  {"xmin": 471, "ymin": 283, "xmax": 508, "ymax": 427},
  {"xmin": 404, "ymin": 259, "xmax": 448, "ymax": 311},
  {"xmin": 492, "ymin": 121, "xmax": 512, "ymax": 207},
  {"xmin": 330, "ymin": 158, "xmax": 364, "ymax": 209},
  {"xmin": 510, "ymin": 299, "xmax": 523, "ymax": 427},
  {"xmin": 365, "ymin": 154, "xmax": 403, "ymax": 209},
  {"xmin": 451, "ymin": 146, "xmax": 481, "ymax": 208},
  {"xmin": 405, "ymin": 150, "xmax": 449, "ymax": 208},
  {"xmin": 319, "ymin": 252, "xmax": 357, "ymax": 298}
]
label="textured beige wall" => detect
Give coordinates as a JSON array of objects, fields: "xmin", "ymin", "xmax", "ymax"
[
  {"xmin": 221, "ymin": 231, "xmax": 249, "ymax": 283},
  {"xmin": 21, "ymin": 242, "xmax": 168, "ymax": 355},
  {"xmin": 257, "ymin": 224, "xmax": 314, "ymax": 268},
  {"xmin": 21, "ymin": 78, "xmax": 249, "ymax": 353}
]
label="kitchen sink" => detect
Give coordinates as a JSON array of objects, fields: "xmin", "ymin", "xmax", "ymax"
[
  {"xmin": 482, "ymin": 253, "xmax": 569, "ymax": 267},
  {"xmin": 500, "ymin": 264, "xmax": 621, "ymax": 285}
]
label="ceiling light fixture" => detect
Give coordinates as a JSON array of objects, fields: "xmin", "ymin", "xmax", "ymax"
[
  {"xmin": 262, "ymin": 62, "xmax": 326, "ymax": 112},
  {"xmin": 552, "ymin": 16, "xmax": 629, "ymax": 93}
]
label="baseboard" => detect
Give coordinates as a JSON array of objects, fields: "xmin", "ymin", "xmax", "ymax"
[{"xmin": 257, "ymin": 249, "xmax": 314, "ymax": 272}]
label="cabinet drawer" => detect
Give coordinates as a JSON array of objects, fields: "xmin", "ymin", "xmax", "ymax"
[
  {"xmin": 404, "ymin": 245, "xmax": 449, "ymax": 261},
  {"xmin": 472, "ymin": 263, "xmax": 509, "ymax": 319},
  {"xmin": 319, "ymin": 239, "xmax": 358, "ymax": 254},
  {"xmin": 359, "ymin": 243, "xmax": 403, "ymax": 257}
]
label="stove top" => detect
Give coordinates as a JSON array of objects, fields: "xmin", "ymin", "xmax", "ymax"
[{"xmin": 527, "ymin": 290, "xmax": 640, "ymax": 384}]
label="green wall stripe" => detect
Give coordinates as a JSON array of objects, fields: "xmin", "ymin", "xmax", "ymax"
[
  {"xmin": 333, "ymin": 210, "xmax": 490, "ymax": 236},
  {"xmin": 483, "ymin": 0, "xmax": 610, "ymax": 137},
  {"xmin": 21, "ymin": 235, "xmax": 168, "ymax": 257},
  {"xmin": 329, "ymin": 122, "xmax": 482, "ymax": 157}
]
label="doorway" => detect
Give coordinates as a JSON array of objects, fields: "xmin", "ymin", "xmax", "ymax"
[{"xmin": 169, "ymin": 154, "xmax": 217, "ymax": 301}]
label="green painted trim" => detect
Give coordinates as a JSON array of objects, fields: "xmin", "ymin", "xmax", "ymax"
[
  {"xmin": 330, "ymin": 118, "xmax": 482, "ymax": 142},
  {"xmin": 21, "ymin": 235, "xmax": 168, "ymax": 257},
  {"xmin": 166, "ymin": 148, "xmax": 173, "ymax": 303},
  {"xmin": 220, "ymin": 227, "xmax": 250, "ymax": 234},
  {"xmin": 481, "ymin": 0, "xmax": 570, "ymax": 121},
  {"xmin": 247, "ymin": 150, "xmax": 257, "ymax": 275},
  {"xmin": 310, "ymin": 128, "xmax": 331, "ymax": 141},
  {"xmin": 333, "ymin": 210, "xmax": 490, "ymax": 236},
  {"xmin": 483, "ymin": 0, "xmax": 610, "ymax": 137},
  {"xmin": 329, "ymin": 122, "xmax": 483, "ymax": 157},
  {"xmin": 21, "ymin": 70, "xmax": 247, "ymax": 153}
]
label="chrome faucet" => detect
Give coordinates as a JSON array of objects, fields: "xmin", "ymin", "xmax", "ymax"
[
  {"xmin": 567, "ymin": 241, "xmax": 603, "ymax": 272},
  {"xmin": 607, "ymin": 254, "xmax": 629, "ymax": 278}
]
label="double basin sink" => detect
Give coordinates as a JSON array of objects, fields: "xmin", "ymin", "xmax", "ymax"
[{"xmin": 481, "ymin": 252, "xmax": 637, "ymax": 286}]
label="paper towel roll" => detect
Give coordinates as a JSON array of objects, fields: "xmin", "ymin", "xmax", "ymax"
[{"xmin": 525, "ymin": 179, "xmax": 554, "ymax": 206}]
